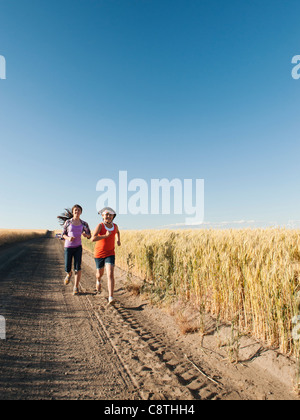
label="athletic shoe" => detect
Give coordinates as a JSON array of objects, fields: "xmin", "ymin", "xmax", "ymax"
[
  {"xmin": 108, "ymin": 297, "xmax": 115, "ymax": 306},
  {"xmin": 96, "ymin": 280, "xmax": 102, "ymax": 294},
  {"xmin": 64, "ymin": 273, "xmax": 72, "ymax": 285}
]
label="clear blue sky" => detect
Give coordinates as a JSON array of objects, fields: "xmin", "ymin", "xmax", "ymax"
[{"xmin": 0, "ymin": 0, "xmax": 300, "ymax": 231}]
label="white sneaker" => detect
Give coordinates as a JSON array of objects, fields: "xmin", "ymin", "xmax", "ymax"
[
  {"xmin": 108, "ymin": 297, "xmax": 115, "ymax": 306},
  {"xmin": 96, "ymin": 280, "xmax": 102, "ymax": 294}
]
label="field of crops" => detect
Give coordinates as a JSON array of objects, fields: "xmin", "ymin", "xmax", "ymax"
[
  {"xmin": 0, "ymin": 229, "xmax": 48, "ymax": 247},
  {"xmin": 83, "ymin": 229, "xmax": 300, "ymax": 356}
]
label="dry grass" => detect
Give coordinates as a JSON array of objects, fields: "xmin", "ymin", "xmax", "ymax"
[
  {"xmin": 113, "ymin": 228, "xmax": 300, "ymax": 356},
  {"xmin": 83, "ymin": 228, "xmax": 300, "ymax": 356},
  {"xmin": 0, "ymin": 229, "xmax": 48, "ymax": 247}
]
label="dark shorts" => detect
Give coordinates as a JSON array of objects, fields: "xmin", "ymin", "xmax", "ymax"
[
  {"xmin": 94, "ymin": 255, "xmax": 115, "ymax": 270},
  {"xmin": 64, "ymin": 246, "xmax": 82, "ymax": 273}
]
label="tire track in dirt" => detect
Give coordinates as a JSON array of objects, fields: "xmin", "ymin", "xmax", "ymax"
[
  {"xmin": 78, "ymin": 254, "xmax": 236, "ymax": 400},
  {"xmin": 95, "ymin": 300, "xmax": 222, "ymax": 400}
]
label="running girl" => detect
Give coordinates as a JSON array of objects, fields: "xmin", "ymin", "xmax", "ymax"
[
  {"xmin": 91, "ymin": 207, "xmax": 121, "ymax": 305},
  {"xmin": 58, "ymin": 205, "xmax": 91, "ymax": 295}
]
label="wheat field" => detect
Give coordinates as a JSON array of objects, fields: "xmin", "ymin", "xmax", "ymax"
[
  {"xmin": 83, "ymin": 228, "xmax": 300, "ymax": 356},
  {"xmin": 0, "ymin": 229, "xmax": 48, "ymax": 247}
]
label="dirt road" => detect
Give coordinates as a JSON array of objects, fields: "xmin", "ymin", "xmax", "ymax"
[{"xmin": 0, "ymin": 235, "xmax": 298, "ymax": 400}]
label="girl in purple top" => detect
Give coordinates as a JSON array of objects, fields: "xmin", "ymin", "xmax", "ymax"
[{"xmin": 58, "ymin": 204, "xmax": 91, "ymax": 295}]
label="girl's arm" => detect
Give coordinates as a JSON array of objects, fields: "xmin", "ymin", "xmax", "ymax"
[
  {"xmin": 82, "ymin": 222, "xmax": 92, "ymax": 239},
  {"xmin": 115, "ymin": 224, "xmax": 121, "ymax": 246},
  {"xmin": 91, "ymin": 224, "xmax": 111, "ymax": 242},
  {"xmin": 62, "ymin": 220, "xmax": 75, "ymax": 242},
  {"xmin": 63, "ymin": 234, "xmax": 73, "ymax": 241},
  {"xmin": 82, "ymin": 232, "xmax": 91, "ymax": 239}
]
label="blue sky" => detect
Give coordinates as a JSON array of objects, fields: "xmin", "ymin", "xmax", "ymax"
[{"xmin": 0, "ymin": 0, "xmax": 300, "ymax": 231}]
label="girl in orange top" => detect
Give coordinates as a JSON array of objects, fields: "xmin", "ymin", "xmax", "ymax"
[{"xmin": 92, "ymin": 207, "xmax": 121, "ymax": 305}]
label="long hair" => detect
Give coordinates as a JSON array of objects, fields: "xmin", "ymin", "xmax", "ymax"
[{"xmin": 57, "ymin": 205, "xmax": 83, "ymax": 226}]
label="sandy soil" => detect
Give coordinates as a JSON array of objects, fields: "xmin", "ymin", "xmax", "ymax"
[{"xmin": 0, "ymin": 235, "xmax": 298, "ymax": 400}]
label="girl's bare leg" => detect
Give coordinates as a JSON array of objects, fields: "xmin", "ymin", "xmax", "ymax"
[
  {"xmin": 96, "ymin": 268, "xmax": 105, "ymax": 292},
  {"xmin": 106, "ymin": 264, "xmax": 115, "ymax": 298},
  {"xmin": 74, "ymin": 270, "xmax": 82, "ymax": 289}
]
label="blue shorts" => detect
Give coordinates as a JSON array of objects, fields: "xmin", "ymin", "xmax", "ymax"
[
  {"xmin": 94, "ymin": 255, "xmax": 115, "ymax": 270},
  {"xmin": 64, "ymin": 246, "xmax": 82, "ymax": 273}
]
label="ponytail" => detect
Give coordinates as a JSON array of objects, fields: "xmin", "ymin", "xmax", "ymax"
[
  {"xmin": 57, "ymin": 204, "xmax": 83, "ymax": 226},
  {"xmin": 57, "ymin": 208, "xmax": 73, "ymax": 226}
]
